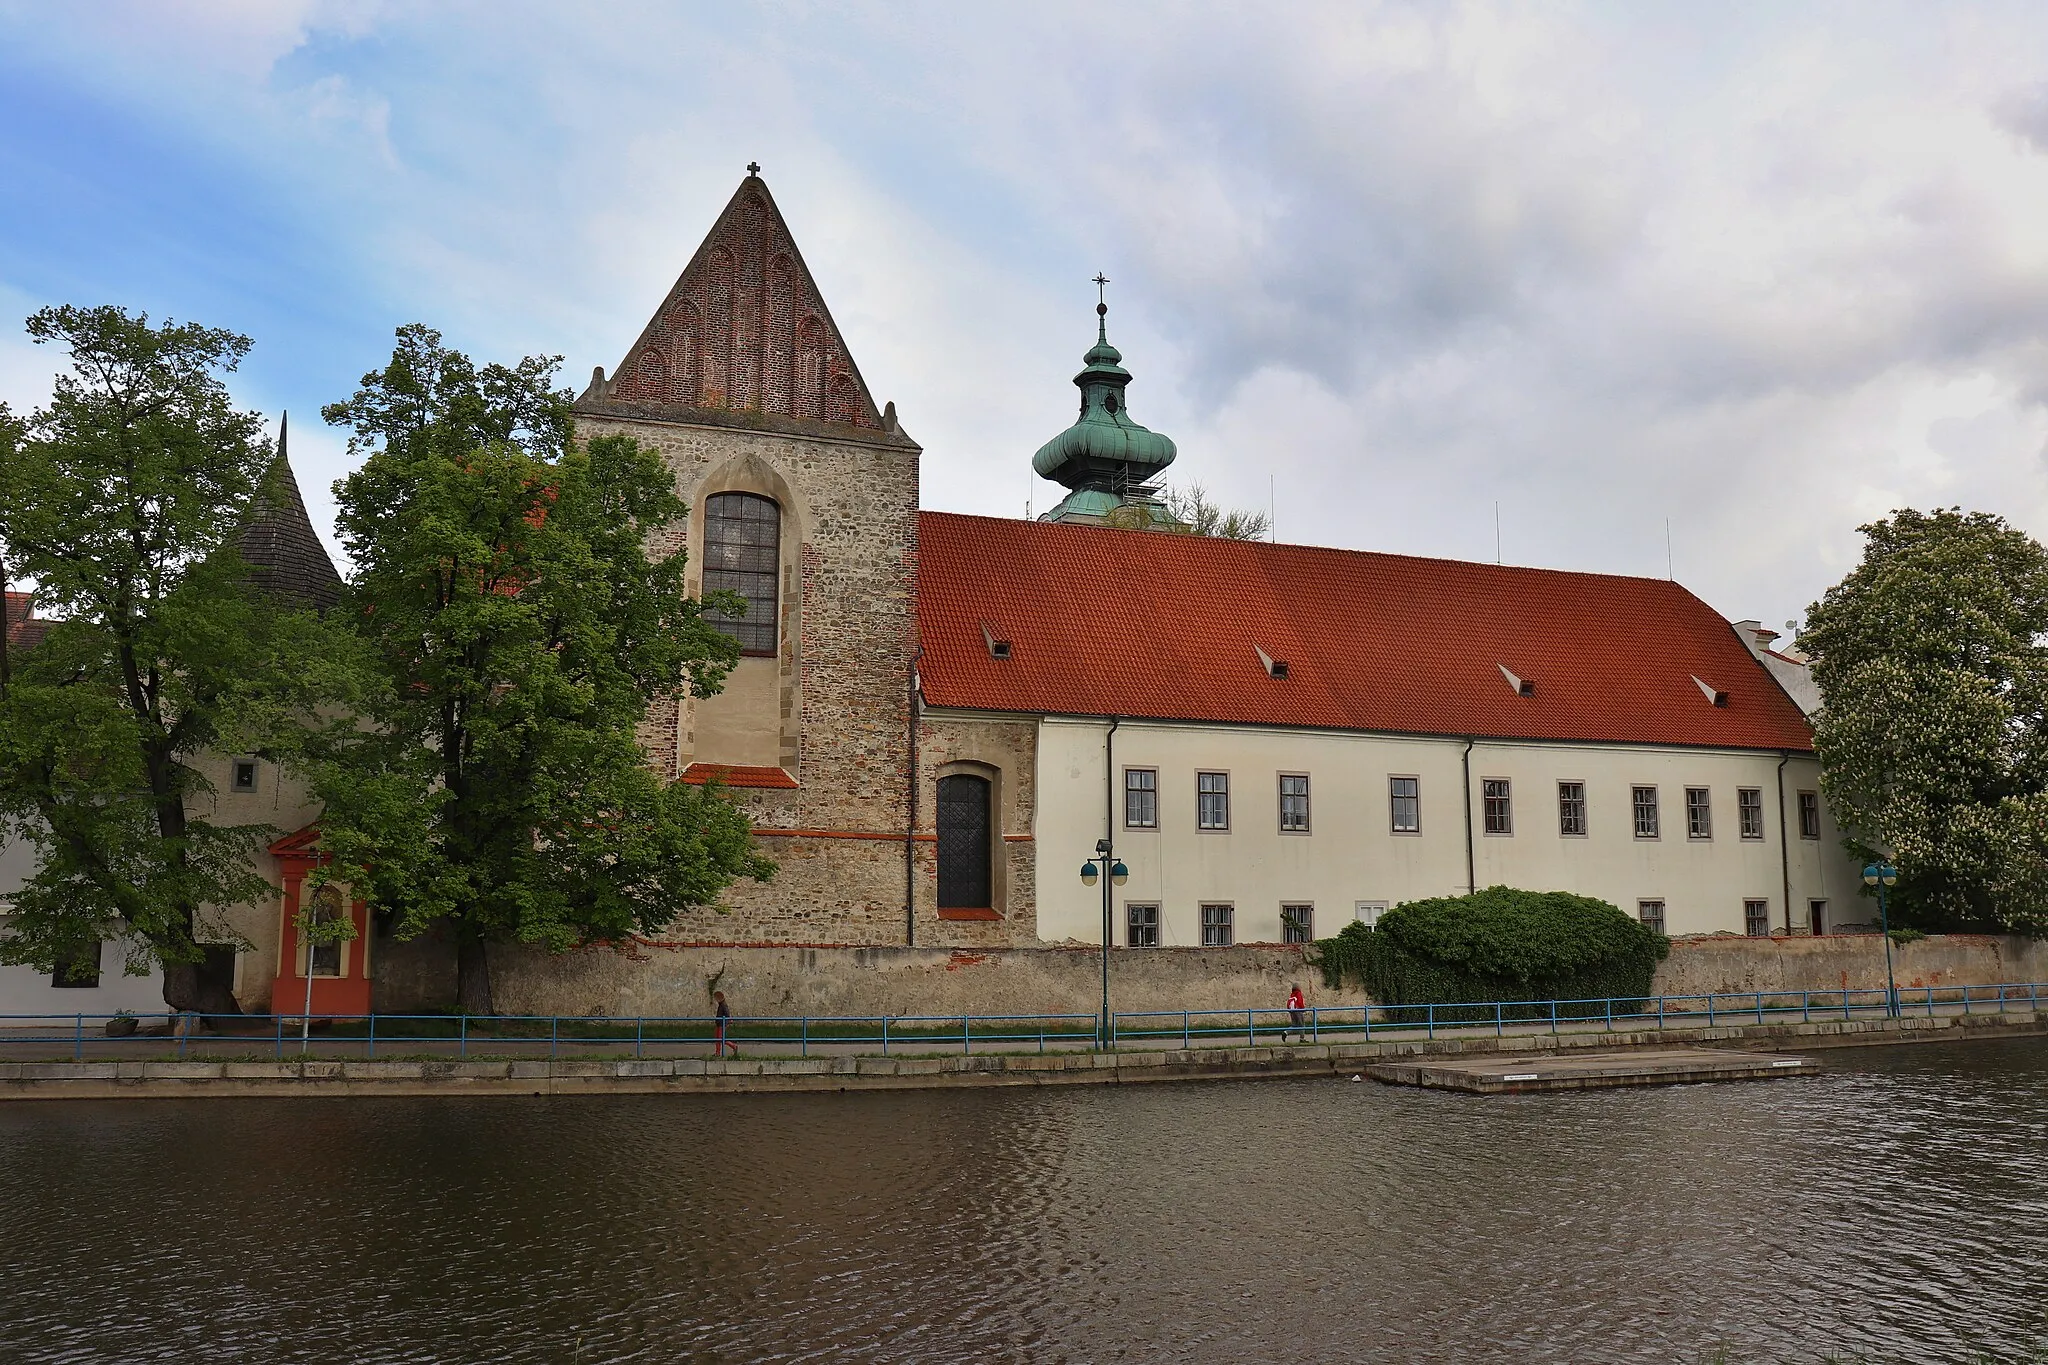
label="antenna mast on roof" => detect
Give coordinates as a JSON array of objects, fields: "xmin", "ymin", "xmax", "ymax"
[{"xmin": 1665, "ymin": 518, "xmax": 1674, "ymax": 580}]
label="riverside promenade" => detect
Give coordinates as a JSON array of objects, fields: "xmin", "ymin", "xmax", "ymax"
[{"xmin": 1, "ymin": 1004, "xmax": 2040, "ymax": 1099}]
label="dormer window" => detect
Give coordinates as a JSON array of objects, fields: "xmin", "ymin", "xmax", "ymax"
[
  {"xmin": 1255, "ymin": 645, "xmax": 1288, "ymax": 680},
  {"xmin": 1499, "ymin": 664, "xmax": 1535, "ymax": 697},
  {"xmin": 981, "ymin": 623, "xmax": 1012, "ymax": 660},
  {"xmin": 1691, "ymin": 674, "xmax": 1730, "ymax": 707}
]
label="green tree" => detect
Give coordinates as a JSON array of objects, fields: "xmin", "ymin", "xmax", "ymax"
[
  {"xmin": 314, "ymin": 325, "xmax": 772, "ymax": 1014},
  {"xmin": 0, "ymin": 305, "xmax": 328, "ymax": 1013},
  {"xmin": 1099, "ymin": 483, "xmax": 1272, "ymax": 538},
  {"xmin": 1802, "ymin": 507, "xmax": 2048, "ymax": 934},
  {"xmin": 1163, "ymin": 483, "xmax": 1270, "ymax": 540}
]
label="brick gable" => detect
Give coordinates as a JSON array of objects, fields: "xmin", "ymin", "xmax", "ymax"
[{"xmin": 584, "ymin": 171, "xmax": 886, "ymax": 432}]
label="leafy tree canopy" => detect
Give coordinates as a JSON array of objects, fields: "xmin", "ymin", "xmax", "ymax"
[
  {"xmin": 313, "ymin": 325, "xmax": 772, "ymax": 1014},
  {"xmin": 1803, "ymin": 507, "xmax": 2048, "ymax": 934},
  {"xmin": 0, "ymin": 305, "xmax": 329, "ymax": 1012},
  {"xmin": 1099, "ymin": 483, "xmax": 1271, "ymax": 539}
]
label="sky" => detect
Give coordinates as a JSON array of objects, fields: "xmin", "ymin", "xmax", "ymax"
[{"xmin": 4, "ymin": 2, "xmax": 2048, "ymax": 641}]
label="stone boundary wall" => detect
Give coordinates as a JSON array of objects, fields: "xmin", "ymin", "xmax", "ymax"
[
  {"xmin": 3, "ymin": 1010, "xmax": 2039, "ymax": 1101},
  {"xmin": 416, "ymin": 933, "xmax": 2047, "ymax": 1021},
  {"xmin": 485, "ymin": 941, "xmax": 1361, "ymax": 1020},
  {"xmin": 1651, "ymin": 932, "xmax": 2048, "ymax": 999},
  {"xmin": 368, "ymin": 932, "xmax": 2048, "ymax": 1019}
]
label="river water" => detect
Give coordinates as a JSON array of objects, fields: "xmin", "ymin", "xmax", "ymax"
[{"xmin": 1, "ymin": 1039, "xmax": 2044, "ymax": 1364}]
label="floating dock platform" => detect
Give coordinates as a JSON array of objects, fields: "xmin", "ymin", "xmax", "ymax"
[{"xmin": 1362, "ymin": 1047, "xmax": 1815, "ymax": 1094}]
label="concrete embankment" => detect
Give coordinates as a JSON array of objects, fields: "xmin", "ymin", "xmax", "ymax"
[{"xmin": 2, "ymin": 1008, "xmax": 2040, "ymax": 1101}]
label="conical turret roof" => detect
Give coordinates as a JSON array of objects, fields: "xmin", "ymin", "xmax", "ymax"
[{"xmin": 238, "ymin": 414, "xmax": 343, "ymax": 611}]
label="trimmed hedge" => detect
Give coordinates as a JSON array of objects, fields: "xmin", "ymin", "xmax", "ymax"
[{"xmin": 1312, "ymin": 886, "xmax": 1669, "ymax": 1020}]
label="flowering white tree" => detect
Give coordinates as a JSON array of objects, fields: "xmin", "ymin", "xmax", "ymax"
[{"xmin": 1803, "ymin": 507, "xmax": 2048, "ymax": 934}]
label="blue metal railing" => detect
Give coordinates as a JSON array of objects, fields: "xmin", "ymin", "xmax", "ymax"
[{"xmin": 0, "ymin": 980, "xmax": 2041, "ymax": 1061}]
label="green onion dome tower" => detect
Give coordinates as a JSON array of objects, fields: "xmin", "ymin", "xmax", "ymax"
[{"xmin": 1032, "ymin": 285, "xmax": 1178, "ymax": 526}]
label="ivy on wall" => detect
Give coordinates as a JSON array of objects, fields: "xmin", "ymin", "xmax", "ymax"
[{"xmin": 1312, "ymin": 886, "xmax": 1669, "ymax": 1019}]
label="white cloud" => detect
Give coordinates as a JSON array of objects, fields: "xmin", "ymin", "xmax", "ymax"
[{"xmin": 6, "ymin": 0, "xmax": 2048, "ymax": 635}]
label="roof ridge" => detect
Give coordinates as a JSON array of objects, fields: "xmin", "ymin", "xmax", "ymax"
[{"xmin": 916, "ymin": 509, "xmax": 1705, "ymax": 592}]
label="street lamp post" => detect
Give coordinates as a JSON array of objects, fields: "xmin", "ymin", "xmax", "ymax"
[
  {"xmin": 1080, "ymin": 839, "xmax": 1128, "ymax": 1050},
  {"xmin": 1862, "ymin": 861, "xmax": 1900, "ymax": 1018}
]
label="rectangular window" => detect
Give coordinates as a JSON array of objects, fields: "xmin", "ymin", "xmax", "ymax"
[
  {"xmin": 1737, "ymin": 788, "xmax": 1765, "ymax": 840},
  {"xmin": 1197, "ymin": 772, "xmax": 1230, "ymax": 831},
  {"xmin": 50, "ymin": 940, "xmax": 101, "ymax": 989},
  {"xmin": 231, "ymin": 758, "xmax": 258, "ymax": 793},
  {"xmin": 1633, "ymin": 785, "xmax": 1660, "ymax": 839},
  {"xmin": 1126, "ymin": 903, "xmax": 1160, "ymax": 948},
  {"xmin": 1389, "ymin": 776, "xmax": 1420, "ymax": 834},
  {"xmin": 1281, "ymin": 903, "xmax": 1314, "ymax": 944},
  {"xmin": 1200, "ymin": 903, "xmax": 1235, "ymax": 947},
  {"xmin": 1638, "ymin": 900, "xmax": 1666, "ymax": 934},
  {"xmin": 1482, "ymin": 778, "xmax": 1512, "ymax": 835},
  {"xmin": 1124, "ymin": 768, "xmax": 1158, "ymax": 829},
  {"xmin": 1798, "ymin": 791, "xmax": 1821, "ymax": 839},
  {"xmin": 1278, "ymin": 774, "xmax": 1311, "ymax": 833},
  {"xmin": 1354, "ymin": 901, "xmax": 1389, "ymax": 927},
  {"xmin": 1744, "ymin": 899, "xmax": 1771, "ymax": 937},
  {"xmin": 1686, "ymin": 787, "xmax": 1712, "ymax": 840},
  {"xmin": 1558, "ymin": 781, "xmax": 1587, "ymax": 836}
]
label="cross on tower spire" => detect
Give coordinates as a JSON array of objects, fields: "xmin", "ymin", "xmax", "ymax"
[{"xmin": 746, "ymin": 161, "xmax": 762, "ymax": 177}]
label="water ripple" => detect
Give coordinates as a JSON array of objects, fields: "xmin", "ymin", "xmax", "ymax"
[{"xmin": 0, "ymin": 1039, "xmax": 2045, "ymax": 1363}]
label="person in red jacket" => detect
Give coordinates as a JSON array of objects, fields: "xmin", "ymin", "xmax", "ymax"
[{"xmin": 1286, "ymin": 983, "xmax": 1307, "ymax": 1042}]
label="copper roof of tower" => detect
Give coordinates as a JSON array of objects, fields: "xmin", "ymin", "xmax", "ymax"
[
  {"xmin": 577, "ymin": 167, "xmax": 914, "ymax": 447},
  {"xmin": 238, "ymin": 415, "xmax": 343, "ymax": 611}
]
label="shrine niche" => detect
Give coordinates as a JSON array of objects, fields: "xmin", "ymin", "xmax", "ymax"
[{"xmin": 268, "ymin": 824, "xmax": 373, "ymax": 1020}]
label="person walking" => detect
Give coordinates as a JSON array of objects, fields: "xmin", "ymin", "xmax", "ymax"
[
  {"xmin": 1286, "ymin": 983, "xmax": 1307, "ymax": 1043},
  {"xmin": 713, "ymin": 990, "xmax": 738, "ymax": 1058}
]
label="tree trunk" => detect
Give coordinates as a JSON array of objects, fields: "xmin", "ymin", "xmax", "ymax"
[
  {"xmin": 456, "ymin": 933, "xmax": 494, "ymax": 1017},
  {"xmin": 161, "ymin": 950, "xmax": 242, "ymax": 1018}
]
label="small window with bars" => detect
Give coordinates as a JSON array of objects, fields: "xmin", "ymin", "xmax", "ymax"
[
  {"xmin": 1200, "ymin": 903, "xmax": 1234, "ymax": 947},
  {"xmin": 1389, "ymin": 777, "xmax": 1420, "ymax": 833},
  {"xmin": 1633, "ymin": 786, "xmax": 1660, "ymax": 839},
  {"xmin": 1197, "ymin": 772, "xmax": 1230, "ymax": 831},
  {"xmin": 1686, "ymin": 787, "xmax": 1712, "ymax": 840},
  {"xmin": 1744, "ymin": 899, "xmax": 1770, "ymax": 937},
  {"xmin": 1737, "ymin": 788, "xmax": 1764, "ymax": 840},
  {"xmin": 1798, "ymin": 791, "xmax": 1821, "ymax": 839},
  {"xmin": 1127, "ymin": 903, "xmax": 1160, "ymax": 948},
  {"xmin": 1279, "ymin": 774, "xmax": 1310, "ymax": 833},
  {"xmin": 1638, "ymin": 900, "xmax": 1666, "ymax": 934},
  {"xmin": 1281, "ymin": 903, "xmax": 1313, "ymax": 944},
  {"xmin": 702, "ymin": 492, "xmax": 781, "ymax": 655},
  {"xmin": 1124, "ymin": 768, "xmax": 1158, "ymax": 829},
  {"xmin": 1558, "ymin": 781, "xmax": 1587, "ymax": 836},
  {"xmin": 1482, "ymin": 778, "xmax": 1512, "ymax": 835},
  {"xmin": 231, "ymin": 758, "xmax": 258, "ymax": 794}
]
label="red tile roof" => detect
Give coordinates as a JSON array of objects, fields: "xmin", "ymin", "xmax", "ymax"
[
  {"xmin": 680, "ymin": 763, "xmax": 800, "ymax": 789},
  {"xmin": 915, "ymin": 512, "xmax": 1814, "ymax": 753},
  {"xmin": 4, "ymin": 591, "xmax": 49, "ymax": 653}
]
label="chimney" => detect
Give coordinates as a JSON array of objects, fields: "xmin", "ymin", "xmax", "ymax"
[{"xmin": 1731, "ymin": 619, "xmax": 1776, "ymax": 660}]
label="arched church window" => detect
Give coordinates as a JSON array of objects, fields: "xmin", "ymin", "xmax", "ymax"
[
  {"xmin": 703, "ymin": 492, "xmax": 780, "ymax": 655},
  {"xmin": 937, "ymin": 774, "xmax": 993, "ymax": 910}
]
